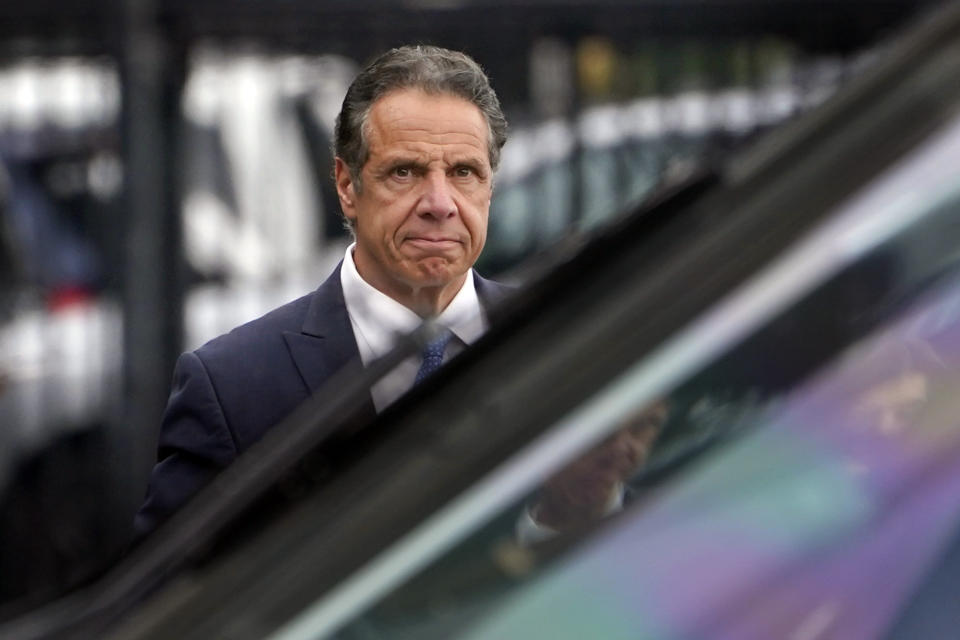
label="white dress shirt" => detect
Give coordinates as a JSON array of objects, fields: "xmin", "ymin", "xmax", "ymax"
[{"xmin": 340, "ymin": 243, "xmax": 488, "ymax": 412}]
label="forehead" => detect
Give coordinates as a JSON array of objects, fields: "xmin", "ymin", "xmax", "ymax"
[{"xmin": 365, "ymin": 89, "xmax": 490, "ymax": 160}]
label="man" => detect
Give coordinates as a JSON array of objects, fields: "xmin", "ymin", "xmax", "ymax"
[
  {"xmin": 135, "ymin": 44, "xmax": 649, "ymax": 541},
  {"xmin": 135, "ymin": 45, "xmax": 510, "ymax": 537}
]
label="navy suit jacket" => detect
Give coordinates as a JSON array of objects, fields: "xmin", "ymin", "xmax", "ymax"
[{"xmin": 135, "ymin": 264, "xmax": 508, "ymax": 538}]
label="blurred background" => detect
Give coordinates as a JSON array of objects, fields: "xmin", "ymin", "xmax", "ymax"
[{"xmin": 0, "ymin": 0, "xmax": 938, "ymax": 613}]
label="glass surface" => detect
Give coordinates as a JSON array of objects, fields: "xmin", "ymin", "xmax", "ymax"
[
  {"xmin": 458, "ymin": 264, "xmax": 960, "ymax": 640},
  {"xmin": 311, "ymin": 120, "xmax": 960, "ymax": 640}
]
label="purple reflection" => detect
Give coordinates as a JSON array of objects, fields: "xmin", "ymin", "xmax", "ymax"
[{"xmin": 465, "ymin": 274, "xmax": 960, "ymax": 639}]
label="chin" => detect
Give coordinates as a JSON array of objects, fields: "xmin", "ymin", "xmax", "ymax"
[{"xmin": 413, "ymin": 259, "xmax": 466, "ymax": 286}]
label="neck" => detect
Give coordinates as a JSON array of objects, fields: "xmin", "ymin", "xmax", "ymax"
[{"xmin": 402, "ymin": 277, "xmax": 466, "ymax": 318}]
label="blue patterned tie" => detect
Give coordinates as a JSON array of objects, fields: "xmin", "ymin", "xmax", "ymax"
[{"xmin": 415, "ymin": 331, "xmax": 452, "ymax": 385}]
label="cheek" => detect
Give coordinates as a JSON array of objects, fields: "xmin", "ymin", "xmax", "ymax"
[
  {"xmin": 465, "ymin": 200, "xmax": 490, "ymax": 244},
  {"xmin": 368, "ymin": 198, "xmax": 409, "ymax": 241}
]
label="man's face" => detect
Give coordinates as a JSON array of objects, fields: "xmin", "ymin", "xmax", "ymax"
[{"xmin": 335, "ymin": 89, "xmax": 492, "ymax": 311}]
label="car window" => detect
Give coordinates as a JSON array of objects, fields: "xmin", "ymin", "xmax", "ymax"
[
  {"xmin": 276, "ymin": 109, "xmax": 960, "ymax": 640},
  {"xmin": 458, "ymin": 265, "xmax": 960, "ymax": 640}
]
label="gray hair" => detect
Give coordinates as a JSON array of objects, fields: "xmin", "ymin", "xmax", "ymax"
[{"xmin": 334, "ymin": 45, "xmax": 508, "ymax": 191}]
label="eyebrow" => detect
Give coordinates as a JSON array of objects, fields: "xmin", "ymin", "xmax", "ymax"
[
  {"xmin": 377, "ymin": 153, "xmax": 489, "ymax": 173},
  {"xmin": 447, "ymin": 155, "xmax": 490, "ymax": 175},
  {"xmin": 373, "ymin": 155, "xmax": 428, "ymax": 174}
]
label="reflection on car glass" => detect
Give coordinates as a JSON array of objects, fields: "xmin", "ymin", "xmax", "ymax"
[
  {"xmin": 331, "ymin": 390, "xmax": 774, "ymax": 640},
  {"xmin": 455, "ymin": 267, "xmax": 960, "ymax": 640},
  {"xmin": 332, "ymin": 213, "xmax": 960, "ymax": 640}
]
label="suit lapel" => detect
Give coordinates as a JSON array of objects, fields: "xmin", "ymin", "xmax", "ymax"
[{"xmin": 283, "ymin": 263, "xmax": 376, "ymax": 422}]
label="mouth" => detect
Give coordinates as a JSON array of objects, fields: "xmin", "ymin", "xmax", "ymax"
[{"xmin": 404, "ymin": 237, "xmax": 463, "ymax": 251}]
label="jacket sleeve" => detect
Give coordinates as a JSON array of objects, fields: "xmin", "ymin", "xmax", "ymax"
[{"xmin": 133, "ymin": 350, "xmax": 240, "ymax": 540}]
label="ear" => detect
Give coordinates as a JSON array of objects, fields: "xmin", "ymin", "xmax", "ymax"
[{"xmin": 335, "ymin": 158, "xmax": 358, "ymax": 223}]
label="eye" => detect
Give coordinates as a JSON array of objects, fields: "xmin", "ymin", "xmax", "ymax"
[
  {"xmin": 392, "ymin": 166, "xmax": 412, "ymax": 178},
  {"xmin": 453, "ymin": 165, "xmax": 476, "ymax": 178}
]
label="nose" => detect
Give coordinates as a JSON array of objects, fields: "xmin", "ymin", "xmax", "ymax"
[{"xmin": 417, "ymin": 172, "xmax": 457, "ymax": 219}]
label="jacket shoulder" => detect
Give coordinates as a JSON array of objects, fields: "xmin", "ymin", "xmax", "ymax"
[
  {"xmin": 195, "ymin": 291, "xmax": 314, "ymax": 365},
  {"xmin": 189, "ymin": 291, "xmax": 320, "ymax": 448}
]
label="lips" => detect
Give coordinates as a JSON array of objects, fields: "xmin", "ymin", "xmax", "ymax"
[{"xmin": 404, "ymin": 236, "xmax": 462, "ymax": 250}]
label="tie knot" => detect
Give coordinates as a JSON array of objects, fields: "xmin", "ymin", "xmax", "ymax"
[
  {"xmin": 415, "ymin": 330, "xmax": 453, "ymax": 385},
  {"xmin": 423, "ymin": 335, "xmax": 449, "ymax": 358}
]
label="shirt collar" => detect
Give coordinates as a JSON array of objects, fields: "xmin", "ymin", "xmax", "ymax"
[{"xmin": 340, "ymin": 243, "xmax": 486, "ymax": 362}]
